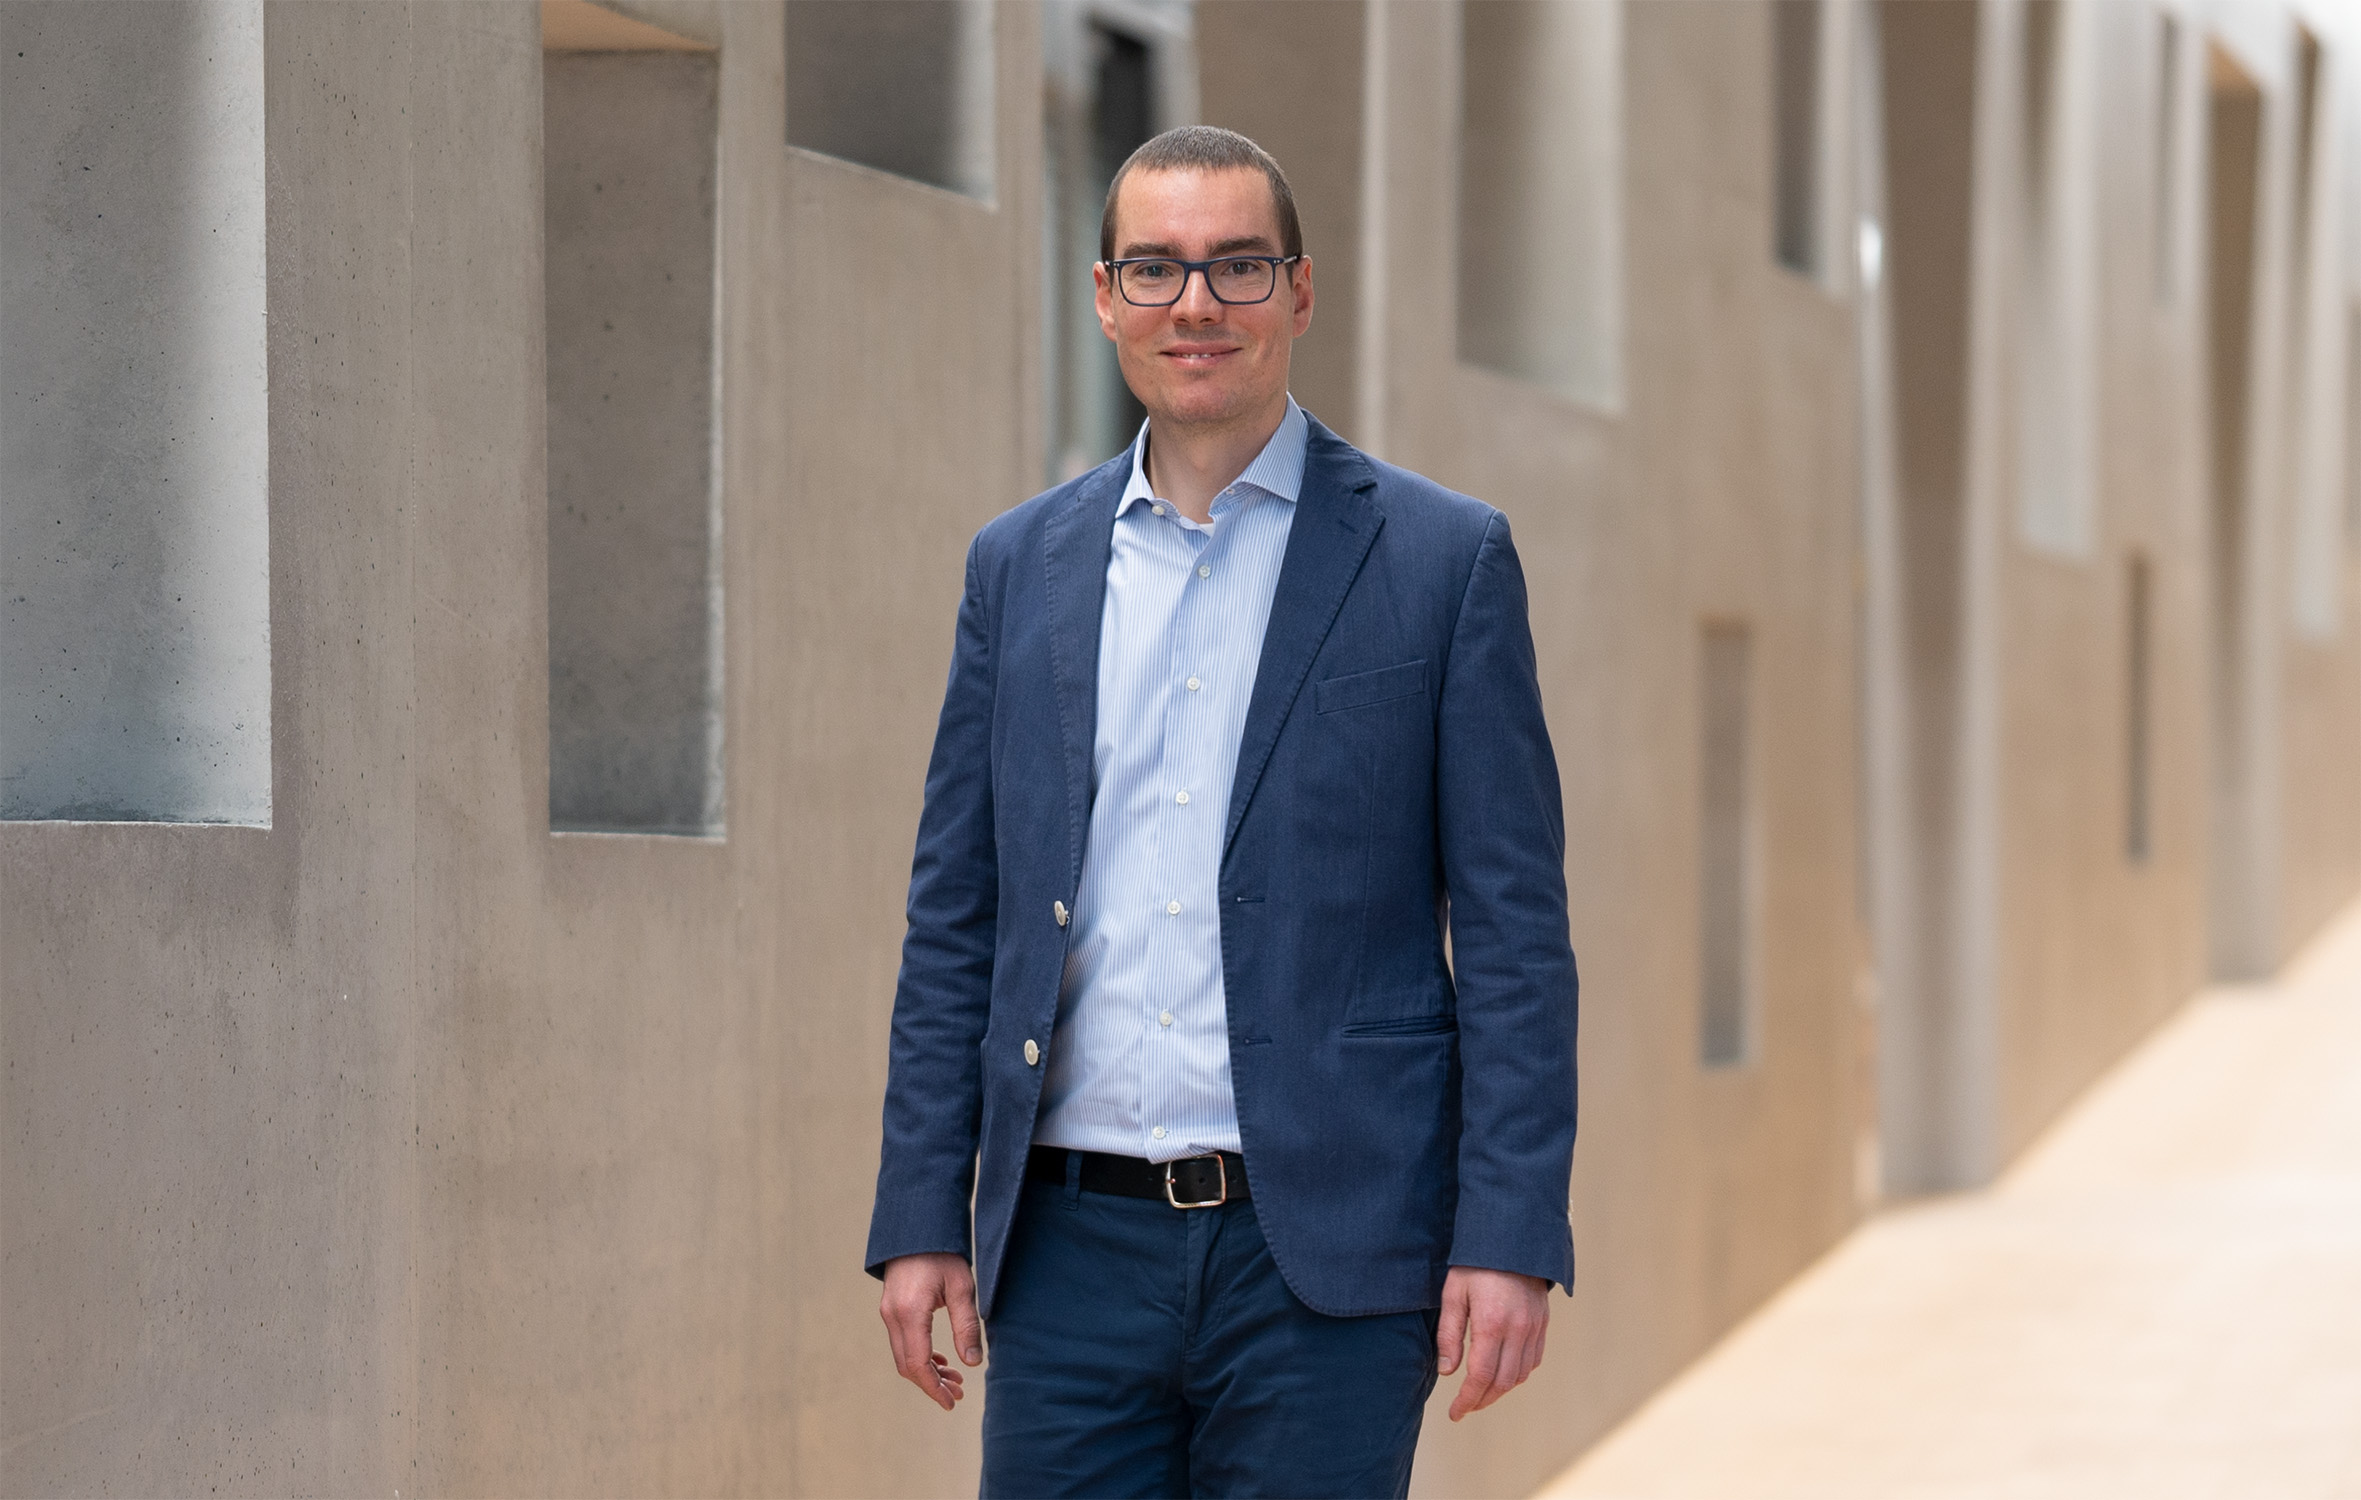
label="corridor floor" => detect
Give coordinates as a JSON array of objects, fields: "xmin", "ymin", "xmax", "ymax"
[{"xmin": 1538, "ymin": 900, "xmax": 2361, "ymax": 1500}]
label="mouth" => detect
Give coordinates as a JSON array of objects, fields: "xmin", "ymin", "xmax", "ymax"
[{"xmin": 1161, "ymin": 345, "xmax": 1240, "ymax": 366}]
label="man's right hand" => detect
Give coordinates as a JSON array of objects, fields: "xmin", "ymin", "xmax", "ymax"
[{"xmin": 879, "ymin": 1252, "xmax": 984, "ymax": 1410}]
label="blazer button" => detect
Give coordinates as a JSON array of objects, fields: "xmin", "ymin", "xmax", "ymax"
[
  {"xmin": 1053, "ymin": 900, "xmax": 1070, "ymax": 927},
  {"xmin": 1024, "ymin": 1039, "xmax": 1041, "ymax": 1066}
]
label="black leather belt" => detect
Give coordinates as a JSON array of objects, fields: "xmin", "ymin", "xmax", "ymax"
[{"xmin": 1026, "ymin": 1145, "xmax": 1250, "ymax": 1208}]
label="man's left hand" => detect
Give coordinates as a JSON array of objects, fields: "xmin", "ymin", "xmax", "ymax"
[{"xmin": 1435, "ymin": 1266, "xmax": 1551, "ymax": 1421}]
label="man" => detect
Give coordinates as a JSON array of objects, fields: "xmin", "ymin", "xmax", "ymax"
[{"xmin": 867, "ymin": 126, "xmax": 1577, "ymax": 1498}]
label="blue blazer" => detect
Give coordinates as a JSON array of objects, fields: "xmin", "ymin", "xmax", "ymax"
[{"xmin": 866, "ymin": 417, "xmax": 1578, "ymax": 1318}]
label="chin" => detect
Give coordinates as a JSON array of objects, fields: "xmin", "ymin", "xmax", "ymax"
[{"xmin": 1154, "ymin": 384, "xmax": 1254, "ymax": 426}]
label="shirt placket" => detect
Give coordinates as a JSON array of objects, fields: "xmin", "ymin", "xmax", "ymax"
[{"xmin": 1141, "ymin": 496, "xmax": 1236, "ymax": 1157}]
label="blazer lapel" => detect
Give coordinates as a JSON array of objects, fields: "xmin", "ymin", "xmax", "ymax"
[
  {"xmin": 1043, "ymin": 459, "xmax": 1125, "ymax": 884},
  {"xmin": 1223, "ymin": 419, "xmax": 1383, "ymax": 856}
]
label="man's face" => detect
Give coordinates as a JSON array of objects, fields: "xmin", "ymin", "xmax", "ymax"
[{"xmin": 1094, "ymin": 167, "xmax": 1314, "ymax": 429}]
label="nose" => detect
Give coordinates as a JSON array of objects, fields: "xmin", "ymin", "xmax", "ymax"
[{"xmin": 1172, "ymin": 265, "xmax": 1224, "ymax": 320}]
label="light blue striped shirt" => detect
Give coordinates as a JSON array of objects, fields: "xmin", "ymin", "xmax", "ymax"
[{"xmin": 1033, "ymin": 398, "xmax": 1308, "ymax": 1163}]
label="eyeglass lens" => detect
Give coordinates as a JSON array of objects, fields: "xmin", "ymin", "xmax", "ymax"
[{"xmin": 1119, "ymin": 258, "xmax": 1279, "ymax": 306}]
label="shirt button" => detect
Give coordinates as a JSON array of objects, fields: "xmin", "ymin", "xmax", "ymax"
[
  {"xmin": 1053, "ymin": 900, "xmax": 1069, "ymax": 927},
  {"xmin": 1023, "ymin": 1039, "xmax": 1040, "ymax": 1066},
  {"xmin": 1152, "ymin": 1125, "xmax": 1167, "ymax": 1140},
  {"xmin": 1186, "ymin": 676, "xmax": 1201, "ymax": 692},
  {"xmin": 1197, "ymin": 564, "xmax": 1211, "ymax": 578},
  {"xmin": 1166, "ymin": 900, "xmax": 1182, "ymax": 915},
  {"xmin": 1175, "ymin": 790, "xmax": 1190, "ymax": 805},
  {"xmin": 1152, "ymin": 504, "xmax": 1167, "ymax": 517},
  {"xmin": 1159, "ymin": 1010, "xmax": 1174, "ymax": 1027}
]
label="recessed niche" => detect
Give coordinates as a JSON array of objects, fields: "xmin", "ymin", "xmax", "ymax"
[
  {"xmin": 786, "ymin": 0, "xmax": 996, "ymax": 200},
  {"xmin": 2015, "ymin": 0, "xmax": 2097, "ymax": 559},
  {"xmin": 1698, "ymin": 621, "xmax": 1754, "ymax": 1069},
  {"xmin": 0, "ymin": 0, "xmax": 271, "ymax": 824},
  {"xmin": 2125, "ymin": 554, "xmax": 2154, "ymax": 864},
  {"xmin": 544, "ymin": 24, "xmax": 724, "ymax": 836},
  {"xmin": 1771, "ymin": 0, "xmax": 1822, "ymax": 276},
  {"xmin": 1457, "ymin": 0, "xmax": 1623, "ymax": 407}
]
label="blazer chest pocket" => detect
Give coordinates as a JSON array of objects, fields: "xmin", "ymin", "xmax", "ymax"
[
  {"xmin": 1341, "ymin": 1012, "xmax": 1457, "ymax": 1037},
  {"xmin": 1315, "ymin": 659, "xmax": 1427, "ymax": 714}
]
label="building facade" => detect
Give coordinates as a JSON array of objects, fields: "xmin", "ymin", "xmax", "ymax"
[{"xmin": 3, "ymin": 1, "xmax": 2356, "ymax": 1495}]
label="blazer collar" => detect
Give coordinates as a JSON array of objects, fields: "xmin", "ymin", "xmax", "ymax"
[
  {"xmin": 1223, "ymin": 417, "xmax": 1382, "ymax": 855},
  {"xmin": 1043, "ymin": 455, "xmax": 1127, "ymax": 884},
  {"xmin": 1040, "ymin": 416, "xmax": 1383, "ymax": 878}
]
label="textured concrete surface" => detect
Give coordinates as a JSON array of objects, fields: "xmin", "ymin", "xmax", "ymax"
[
  {"xmin": 5, "ymin": 3, "xmax": 2358, "ymax": 1497},
  {"xmin": 1539, "ymin": 892, "xmax": 2361, "ymax": 1500},
  {"xmin": 0, "ymin": 0, "xmax": 270, "ymax": 823}
]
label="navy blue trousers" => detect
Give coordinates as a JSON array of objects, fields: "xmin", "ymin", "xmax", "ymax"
[{"xmin": 981, "ymin": 1174, "xmax": 1438, "ymax": 1499}]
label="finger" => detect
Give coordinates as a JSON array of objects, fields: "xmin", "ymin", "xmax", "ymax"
[
  {"xmin": 1497, "ymin": 1325, "xmax": 1538, "ymax": 1394},
  {"xmin": 886, "ymin": 1300, "xmax": 954, "ymax": 1409},
  {"xmin": 881, "ymin": 1297, "xmax": 920, "ymax": 1381},
  {"xmin": 1435, "ymin": 1283, "xmax": 1470, "ymax": 1376},
  {"xmin": 914, "ymin": 1331, "xmax": 955, "ymax": 1411},
  {"xmin": 930, "ymin": 1352, "xmax": 967, "ymax": 1400},
  {"xmin": 886, "ymin": 1300, "xmax": 934, "ymax": 1380},
  {"xmin": 947, "ymin": 1268, "xmax": 985, "ymax": 1366},
  {"xmin": 1449, "ymin": 1325, "xmax": 1505, "ymax": 1421}
]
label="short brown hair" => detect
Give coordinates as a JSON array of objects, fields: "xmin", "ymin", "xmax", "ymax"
[{"xmin": 1099, "ymin": 125, "xmax": 1303, "ymax": 264}]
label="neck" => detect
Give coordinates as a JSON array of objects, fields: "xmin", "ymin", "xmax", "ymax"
[{"xmin": 1143, "ymin": 394, "xmax": 1290, "ymax": 524}]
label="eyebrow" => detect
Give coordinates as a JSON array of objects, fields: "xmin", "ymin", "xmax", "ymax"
[{"xmin": 1117, "ymin": 234, "xmax": 1281, "ymax": 259}]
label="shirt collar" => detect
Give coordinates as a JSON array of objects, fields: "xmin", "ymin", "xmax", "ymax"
[{"xmin": 1118, "ymin": 396, "xmax": 1308, "ymax": 518}]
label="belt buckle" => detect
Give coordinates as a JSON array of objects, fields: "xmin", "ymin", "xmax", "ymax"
[{"xmin": 1164, "ymin": 1155, "xmax": 1228, "ymax": 1209}]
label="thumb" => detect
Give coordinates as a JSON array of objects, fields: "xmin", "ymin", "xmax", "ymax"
[
  {"xmin": 1435, "ymin": 1277, "xmax": 1469, "ymax": 1375},
  {"xmin": 948, "ymin": 1268, "xmax": 985, "ymax": 1366}
]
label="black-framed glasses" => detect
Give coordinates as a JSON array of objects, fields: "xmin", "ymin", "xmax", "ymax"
[{"xmin": 1104, "ymin": 254, "xmax": 1303, "ymax": 307}]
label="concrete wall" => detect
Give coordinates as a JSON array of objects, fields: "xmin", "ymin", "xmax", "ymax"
[
  {"xmin": 4, "ymin": 1, "xmax": 1034, "ymax": 1492},
  {"xmin": 6, "ymin": 2, "xmax": 2361, "ymax": 1497},
  {"xmin": 1982, "ymin": 0, "xmax": 2215, "ymax": 1170}
]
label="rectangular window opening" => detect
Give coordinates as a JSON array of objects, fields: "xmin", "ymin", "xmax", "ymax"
[
  {"xmin": 1699, "ymin": 621, "xmax": 1754, "ymax": 1069},
  {"xmin": 2126, "ymin": 553, "xmax": 2153, "ymax": 863},
  {"xmin": 1457, "ymin": 0, "xmax": 1623, "ymax": 408},
  {"xmin": 544, "ymin": 15, "xmax": 725, "ymax": 837},
  {"xmin": 2152, "ymin": 12, "xmax": 2180, "ymax": 303},
  {"xmin": 788, "ymin": 0, "xmax": 996, "ymax": 200},
  {"xmin": 1772, "ymin": 0, "xmax": 1822, "ymax": 276},
  {"xmin": 2015, "ymin": 0, "xmax": 2095, "ymax": 558},
  {"xmin": 2345, "ymin": 305, "xmax": 2361, "ymax": 551},
  {"xmin": 2291, "ymin": 27, "xmax": 2322, "ymax": 258},
  {"xmin": 1, "ymin": 0, "xmax": 271, "ymax": 824},
  {"xmin": 1043, "ymin": 10, "xmax": 1182, "ymax": 484}
]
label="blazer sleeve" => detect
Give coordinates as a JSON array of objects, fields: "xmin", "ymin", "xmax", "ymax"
[
  {"xmin": 865, "ymin": 537, "xmax": 1000, "ymax": 1276},
  {"xmin": 1435, "ymin": 511, "xmax": 1580, "ymax": 1293}
]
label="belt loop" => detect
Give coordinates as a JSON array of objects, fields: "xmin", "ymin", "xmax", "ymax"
[{"xmin": 1062, "ymin": 1148, "xmax": 1082, "ymax": 1209}]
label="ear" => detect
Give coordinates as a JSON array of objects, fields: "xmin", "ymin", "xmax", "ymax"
[
  {"xmin": 1093, "ymin": 261, "xmax": 1121, "ymax": 342},
  {"xmin": 1290, "ymin": 255, "xmax": 1316, "ymax": 338}
]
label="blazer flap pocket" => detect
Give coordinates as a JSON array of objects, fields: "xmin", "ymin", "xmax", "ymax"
[{"xmin": 1315, "ymin": 659, "xmax": 1428, "ymax": 714}]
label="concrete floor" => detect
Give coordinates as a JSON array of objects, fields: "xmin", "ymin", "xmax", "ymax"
[{"xmin": 1539, "ymin": 899, "xmax": 2361, "ymax": 1500}]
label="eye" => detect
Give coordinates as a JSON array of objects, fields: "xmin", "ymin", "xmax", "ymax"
[{"xmin": 1129, "ymin": 260, "xmax": 1177, "ymax": 282}]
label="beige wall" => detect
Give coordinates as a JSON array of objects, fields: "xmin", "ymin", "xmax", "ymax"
[
  {"xmin": 1986, "ymin": 0, "xmax": 2216, "ymax": 1165},
  {"xmin": 4, "ymin": 1, "xmax": 1034, "ymax": 1492},
  {"xmin": 5, "ymin": 2, "xmax": 2360, "ymax": 1498}
]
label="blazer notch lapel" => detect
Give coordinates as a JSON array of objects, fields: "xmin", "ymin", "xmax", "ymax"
[
  {"xmin": 1044, "ymin": 463, "xmax": 1124, "ymax": 883},
  {"xmin": 1222, "ymin": 423, "xmax": 1384, "ymax": 855}
]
